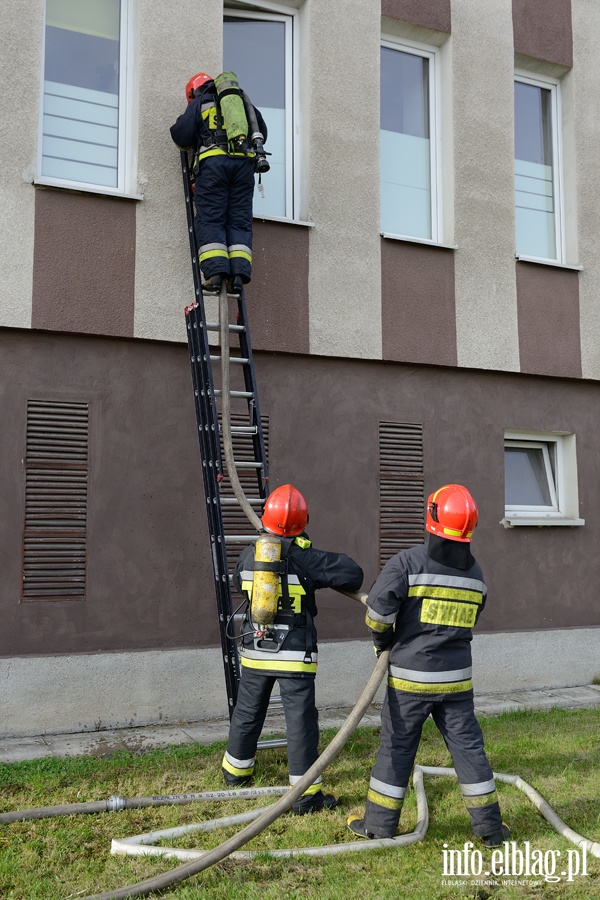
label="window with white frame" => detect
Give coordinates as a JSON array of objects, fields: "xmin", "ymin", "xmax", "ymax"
[
  {"xmin": 380, "ymin": 41, "xmax": 440, "ymax": 242},
  {"xmin": 503, "ymin": 430, "xmax": 583, "ymax": 527},
  {"xmin": 514, "ymin": 74, "xmax": 563, "ymax": 262},
  {"xmin": 39, "ymin": 0, "xmax": 133, "ymax": 194},
  {"xmin": 224, "ymin": 6, "xmax": 296, "ymax": 220}
]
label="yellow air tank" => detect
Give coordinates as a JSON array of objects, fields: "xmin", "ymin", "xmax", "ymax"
[{"xmin": 251, "ymin": 535, "xmax": 282, "ymax": 625}]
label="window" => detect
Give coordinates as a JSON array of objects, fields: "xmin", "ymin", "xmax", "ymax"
[
  {"xmin": 514, "ymin": 74, "xmax": 563, "ymax": 262},
  {"xmin": 380, "ymin": 41, "xmax": 440, "ymax": 241},
  {"xmin": 503, "ymin": 430, "xmax": 583, "ymax": 527},
  {"xmin": 38, "ymin": 0, "xmax": 134, "ymax": 194},
  {"xmin": 224, "ymin": 6, "xmax": 297, "ymax": 220}
]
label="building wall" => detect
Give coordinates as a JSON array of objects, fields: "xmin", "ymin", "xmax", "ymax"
[
  {"xmin": 3, "ymin": 0, "xmax": 598, "ymax": 383},
  {"xmin": 2, "ymin": 329, "xmax": 599, "ymax": 655},
  {"xmin": 0, "ymin": 0, "xmax": 43, "ymax": 330},
  {"xmin": 1, "ymin": 330, "xmax": 599, "ymax": 734},
  {"xmin": 2, "ymin": 0, "xmax": 600, "ymax": 735}
]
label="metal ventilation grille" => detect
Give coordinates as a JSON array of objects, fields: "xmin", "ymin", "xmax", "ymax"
[
  {"xmin": 379, "ymin": 421, "xmax": 425, "ymax": 567},
  {"xmin": 22, "ymin": 400, "xmax": 89, "ymax": 602}
]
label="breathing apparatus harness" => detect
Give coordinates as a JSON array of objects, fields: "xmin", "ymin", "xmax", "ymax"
[
  {"xmin": 193, "ymin": 72, "xmax": 270, "ymax": 176},
  {"xmin": 233, "ymin": 534, "xmax": 316, "ymax": 665}
]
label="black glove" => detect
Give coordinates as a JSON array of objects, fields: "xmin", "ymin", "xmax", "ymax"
[{"xmin": 372, "ymin": 629, "xmax": 394, "ymax": 657}]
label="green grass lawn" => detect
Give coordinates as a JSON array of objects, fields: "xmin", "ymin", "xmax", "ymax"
[{"xmin": 0, "ymin": 707, "xmax": 598, "ymax": 899}]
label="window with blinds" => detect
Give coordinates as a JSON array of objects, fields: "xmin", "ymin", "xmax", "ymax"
[
  {"xmin": 39, "ymin": 0, "xmax": 133, "ymax": 193},
  {"xmin": 379, "ymin": 421, "xmax": 425, "ymax": 567},
  {"xmin": 22, "ymin": 399, "xmax": 89, "ymax": 602}
]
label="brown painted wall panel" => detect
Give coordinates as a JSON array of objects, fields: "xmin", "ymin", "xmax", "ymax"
[
  {"xmin": 382, "ymin": 0, "xmax": 451, "ymax": 33},
  {"xmin": 512, "ymin": 0, "xmax": 573, "ymax": 67},
  {"xmin": 1, "ymin": 331, "xmax": 598, "ymax": 656},
  {"xmin": 0, "ymin": 329, "xmax": 209, "ymax": 655},
  {"xmin": 382, "ymin": 239, "xmax": 457, "ymax": 366},
  {"xmin": 32, "ymin": 189, "xmax": 136, "ymax": 337},
  {"xmin": 516, "ymin": 261, "xmax": 581, "ymax": 377},
  {"xmin": 244, "ymin": 220, "xmax": 309, "ymax": 354}
]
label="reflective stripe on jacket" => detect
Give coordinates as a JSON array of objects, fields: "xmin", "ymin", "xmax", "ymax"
[
  {"xmin": 365, "ymin": 540, "xmax": 486, "ymax": 696},
  {"xmin": 170, "ymin": 88, "xmax": 268, "ymax": 162},
  {"xmin": 234, "ymin": 533, "xmax": 363, "ymax": 679}
]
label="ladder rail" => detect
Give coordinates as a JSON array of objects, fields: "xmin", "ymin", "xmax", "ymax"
[
  {"xmin": 180, "ymin": 149, "xmax": 272, "ymax": 718},
  {"xmin": 235, "ymin": 287, "xmax": 269, "ymax": 499},
  {"xmin": 218, "ymin": 282, "xmax": 263, "ymax": 533},
  {"xmin": 181, "ymin": 150, "xmax": 241, "ymax": 712}
]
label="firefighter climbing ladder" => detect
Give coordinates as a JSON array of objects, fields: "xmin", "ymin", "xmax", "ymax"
[{"xmin": 179, "ymin": 150, "xmax": 284, "ymax": 740}]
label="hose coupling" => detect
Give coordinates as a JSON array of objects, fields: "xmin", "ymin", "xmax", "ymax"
[{"xmin": 106, "ymin": 795, "xmax": 126, "ymax": 812}]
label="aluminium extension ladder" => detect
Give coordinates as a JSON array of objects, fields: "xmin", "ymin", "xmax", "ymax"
[{"xmin": 179, "ymin": 150, "xmax": 285, "ymax": 746}]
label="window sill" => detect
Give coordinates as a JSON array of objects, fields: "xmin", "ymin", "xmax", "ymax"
[
  {"xmin": 34, "ymin": 178, "xmax": 144, "ymax": 201},
  {"xmin": 515, "ymin": 255, "xmax": 583, "ymax": 272},
  {"xmin": 253, "ymin": 214, "xmax": 314, "ymax": 227},
  {"xmin": 501, "ymin": 515, "xmax": 585, "ymax": 528},
  {"xmin": 381, "ymin": 232, "xmax": 457, "ymax": 250}
]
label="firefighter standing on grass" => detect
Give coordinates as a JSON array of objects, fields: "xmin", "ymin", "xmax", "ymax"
[
  {"xmin": 170, "ymin": 71, "xmax": 268, "ymax": 294},
  {"xmin": 222, "ymin": 484, "xmax": 364, "ymax": 815},
  {"xmin": 348, "ymin": 484, "xmax": 511, "ymax": 847}
]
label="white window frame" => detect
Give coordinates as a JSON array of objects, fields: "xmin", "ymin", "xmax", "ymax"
[
  {"xmin": 502, "ymin": 430, "xmax": 584, "ymax": 528},
  {"xmin": 380, "ymin": 37, "xmax": 442, "ymax": 244},
  {"xmin": 36, "ymin": 0, "xmax": 138, "ymax": 198},
  {"xmin": 224, "ymin": 2, "xmax": 300, "ymax": 222},
  {"xmin": 514, "ymin": 72, "xmax": 565, "ymax": 265}
]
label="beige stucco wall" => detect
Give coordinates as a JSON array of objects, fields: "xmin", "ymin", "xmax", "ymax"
[
  {"xmin": 573, "ymin": 0, "xmax": 600, "ymax": 380},
  {"xmin": 452, "ymin": 0, "xmax": 520, "ymax": 372},
  {"xmin": 307, "ymin": 0, "xmax": 382, "ymax": 359},
  {"xmin": 2, "ymin": 628, "xmax": 599, "ymax": 738},
  {"xmin": 0, "ymin": 0, "xmax": 43, "ymax": 329},
  {"xmin": 133, "ymin": 0, "xmax": 223, "ymax": 342}
]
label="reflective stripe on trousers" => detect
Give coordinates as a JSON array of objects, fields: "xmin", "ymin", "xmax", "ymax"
[
  {"xmin": 363, "ymin": 688, "xmax": 502, "ymax": 839},
  {"xmin": 225, "ymin": 667, "xmax": 321, "ymax": 793},
  {"xmin": 194, "ymin": 155, "xmax": 255, "ymax": 282}
]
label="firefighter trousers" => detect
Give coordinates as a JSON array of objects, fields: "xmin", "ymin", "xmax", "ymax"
[
  {"xmin": 364, "ymin": 688, "xmax": 503, "ymax": 838},
  {"xmin": 224, "ymin": 667, "xmax": 322, "ymax": 791},
  {"xmin": 195, "ymin": 155, "xmax": 255, "ymax": 284}
]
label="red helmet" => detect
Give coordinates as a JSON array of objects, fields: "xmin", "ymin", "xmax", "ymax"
[
  {"xmin": 262, "ymin": 484, "xmax": 308, "ymax": 537},
  {"xmin": 185, "ymin": 72, "xmax": 212, "ymax": 102},
  {"xmin": 426, "ymin": 484, "xmax": 478, "ymax": 542}
]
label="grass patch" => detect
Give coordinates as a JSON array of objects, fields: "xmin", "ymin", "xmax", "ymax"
[{"xmin": 0, "ymin": 708, "xmax": 598, "ymax": 898}]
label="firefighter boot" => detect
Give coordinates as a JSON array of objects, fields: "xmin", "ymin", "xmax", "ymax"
[
  {"xmin": 292, "ymin": 791, "xmax": 339, "ymax": 816},
  {"xmin": 228, "ymin": 275, "xmax": 244, "ymax": 295},
  {"xmin": 202, "ymin": 274, "xmax": 224, "ymax": 294},
  {"xmin": 347, "ymin": 816, "xmax": 376, "ymax": 839},
  {"xmin": 347, "ymin": 815, "xmax": 394, "ymax": 839},
  {"xmin": 481, "ymin": 823, "xmax": 511, "ymax": 848},
  {"xmin": 222, "ymin": 767, "xmax": 253, "ymax": 787}
]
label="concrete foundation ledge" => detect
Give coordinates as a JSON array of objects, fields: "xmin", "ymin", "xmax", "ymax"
[{"xmin": 0, "ymin": 627, "xmax": 598, "ymax": 740}]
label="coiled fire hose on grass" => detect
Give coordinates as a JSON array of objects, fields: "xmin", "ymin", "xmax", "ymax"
[{"xmin": 78, "ymin": 648, "xmax": 390, "ymax": 899}]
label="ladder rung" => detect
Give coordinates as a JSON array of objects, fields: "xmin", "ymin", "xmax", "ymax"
[
  {"xmin": 210, "ymin": 355, "xmax": 249, "ymax": 365},
  {"xmin": 220, "ymin": 497, "xmax": 264, "ymax": 506},
  {"xmin": 257, "ymin": 738, "xmax": 287, "ymax": 750},
  {"xmin": 206, "ymin": 322, "xmax": 245, "ymax": 333},
  {"xmin": 224, "ymin": 534, "xmax": 261, "ymax": 543},
  {"xmin": 214, "ymin": 390, "xmax": 254, "ymax": 399},
  {"xmin": 225, "ymin": 426, "xmax": 258, "ymax": 434},
  {"xmin": 233, "ymin": 461, "xmax": 263, "ymax": 469}
]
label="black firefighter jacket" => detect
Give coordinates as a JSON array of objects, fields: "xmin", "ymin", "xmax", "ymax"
[
  {"xmin": 365, "ymin": 538, "xmax": 487, "ymax": 697},
  {"xmin": 234, "ymin": 534, "xmax": 363, "ymax": 678},
  {"xmin": 170, "ymin": 84, "xmax": 268, "ymax": 161}
]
